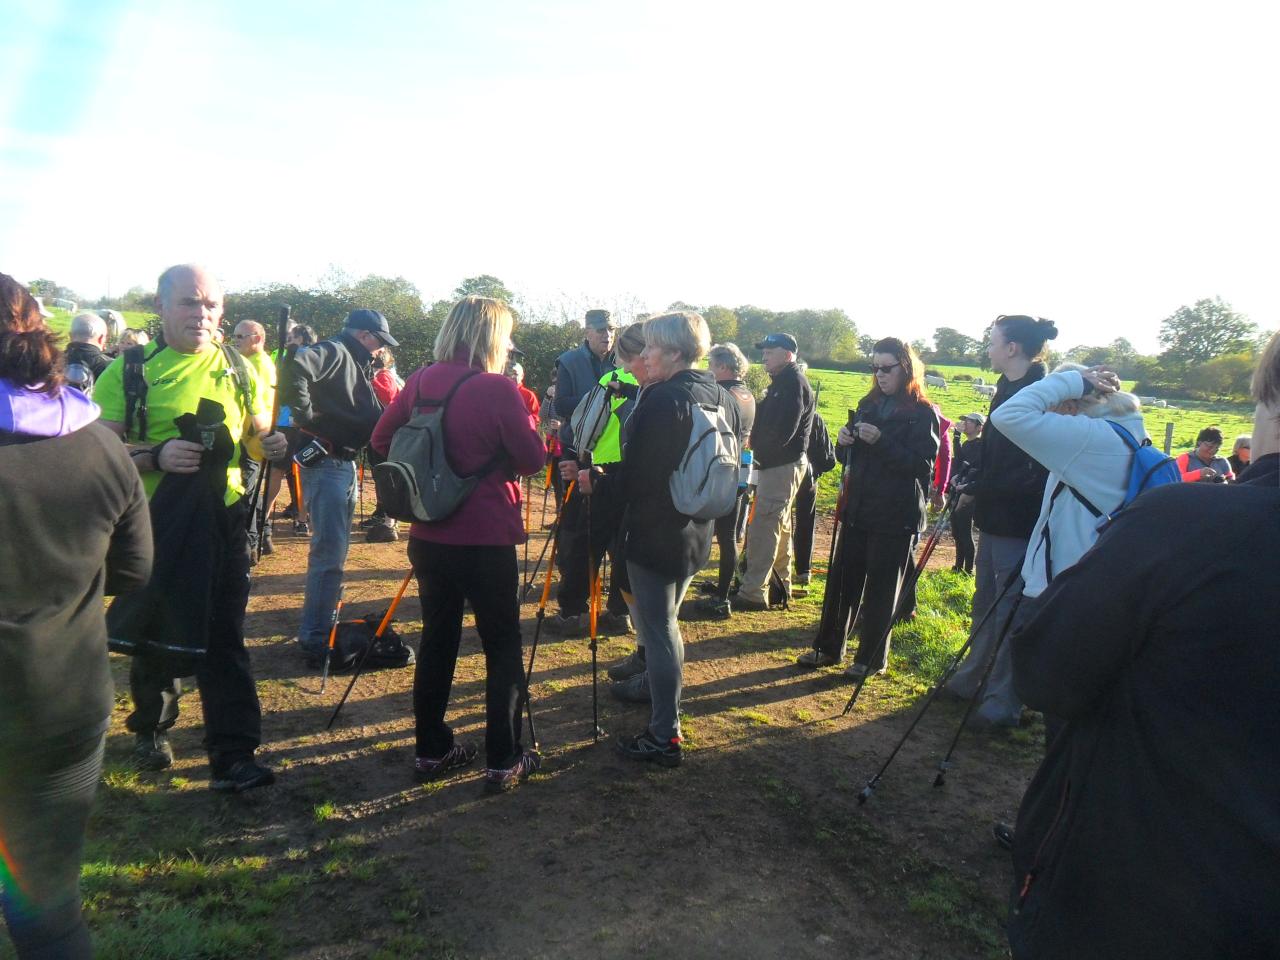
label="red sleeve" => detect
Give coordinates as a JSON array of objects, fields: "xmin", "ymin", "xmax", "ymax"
[
  {"xmin": 933, "ymin": 413, "xmax": 953, "ymax": 490},
  {"xmin": 372, "ymin": 369, "xmax": 401, "ymax": 406},
  {"xmin": 370, "ymin": 367, "xmax": 421, "ymax": 456},
  {"xmin": 1176, "ymin": 452, "xmax": 1203, "ymax": 482},
  {"xmin": 519, "ymin": 384, "xmax": 540, "ymax": 418},
  {"xmin": 491, "ymin": 377, "xmax": 547, "ymax": 477}
]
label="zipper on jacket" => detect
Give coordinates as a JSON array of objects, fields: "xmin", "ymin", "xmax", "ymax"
[{"xmin": 1016, "ymin": 779, "xmax": 1070, "ymax": 912}]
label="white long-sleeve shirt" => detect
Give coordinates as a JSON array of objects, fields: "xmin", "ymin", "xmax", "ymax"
[{"xmin": 991, "ymin": 369, "xmax": 1148, "ymax": 598}]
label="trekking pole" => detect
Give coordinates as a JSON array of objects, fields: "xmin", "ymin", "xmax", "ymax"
[
  {"xmin": 811, "ymin": 469, "xmax": 849, "ymax": 657},
  {"xmin": 856, "ymin": 568, "xmax": 1022, "ymax": 805},
  {"xmin": 319, "ymin": 588, "xmax": 345, "ymax": 694},
  {"xmin": 932, "ymin": 591, "xmax": 1024, "ymax": 789},
  {"xmin": 520, "ymin": 477, "xmax": 571, "ymax": 602},
  {"xmin": 522, "ymin": 475, "xmax": 532, "ymax": 579},
  {"xmin": 582, "ymin": 451, "xmax": 603, "ymax": 742},
  {"xmin": 357, "ymin": 454, "xmax": 365, "ymax": 526},
  {"xmin": 841, "ymin": 497, "xmax": 955, "ymax": 716},
  {"xmin": 328, "ymin": 570, "xmax": 414, "ymax": 728},
  {"xmin": 521, "ymin": 480, "xmax": 576, "ymax": 749},
  {"xmin": 249, "ymin": 304, "xmax": 291, "ymax": 562},
  {"xmin": 292, "ymin": 461, "xmax": 306, "ymax": 526}
]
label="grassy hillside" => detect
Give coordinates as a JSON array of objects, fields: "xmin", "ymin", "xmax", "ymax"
[{"xmin": 46, "ymin": 308, "xmax": 159, "ymax": 338}]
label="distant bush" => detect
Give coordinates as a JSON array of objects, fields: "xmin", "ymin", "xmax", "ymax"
[{"xmin": 952, "ymin": 373, "xmax": 973, "ymax": 382}]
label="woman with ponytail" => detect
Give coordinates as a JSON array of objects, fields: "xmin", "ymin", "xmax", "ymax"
[
  {"xmin": 797, "ymin": 337, "xmax": 939, "ymax": 678},
  {"xmin": 945, "ymin": 314, "xmax": 1057, "ymax": 727},
  {"xmin": 0, "ymin": 273, "xmax": 152, "ymax": 959}
]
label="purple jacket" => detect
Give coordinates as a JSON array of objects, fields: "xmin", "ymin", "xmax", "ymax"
[{"xmin": 370, "ymin": 359, "xmax": 545, "ymax": 546}]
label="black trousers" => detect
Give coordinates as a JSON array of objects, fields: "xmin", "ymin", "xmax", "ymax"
[
  {"xmin": 0, "ymin": 725, "xmax": 104, "ymax": 960},
  {"xmin": 125, "ymin": 499, "xmax": 262, "ymax": 772},
  {"xmin": 791, "ymin": 465, "xmax": 818, "ymax": 579},
  {"xmin": 951, "ymin": 499, "xmax": 976, "ymax": 572},
  {"xmin": 814, "ymin": 525, "xmax": 913, "ymax": 669},
  {"xmin": 714, "ymin": 489, "xmax": 750, "ymax": 600},
  {"xmin": 409, "ymin": 539, "xmax": 525, "ymax": 768},
  {"xmin": 555, "ymin": 486, "xmax": 626, "ymax": 618},
  {"xmin": 240, "ymin": 456, "xmax": 265, "ymax": 547}
]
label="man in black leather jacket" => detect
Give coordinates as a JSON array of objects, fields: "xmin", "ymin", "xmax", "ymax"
[{"xmin": 282, "ymin": 309, "xmax": 395, "ymax": 660}]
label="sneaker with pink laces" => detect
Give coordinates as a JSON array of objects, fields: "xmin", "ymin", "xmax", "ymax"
[
  {"xmin": 483, "ymin": 749, "xmax": 542, "ymax": 794},
  {"xmin": 413, "ymin": 743, "xmax": 477, "ymax": 782}
]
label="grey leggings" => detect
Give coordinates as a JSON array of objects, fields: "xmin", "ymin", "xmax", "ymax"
[
  {"xmin": 627, "ymin": 561, "xmax": 695, "ymax": 742},
  {"xmin": 0, "ymin": 725, "xmax": 105, "ymax": 960}
]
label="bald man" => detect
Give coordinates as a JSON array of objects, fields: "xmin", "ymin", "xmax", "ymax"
[{"xmin": 94, "ymin": 264, "xmax": 287, "ymax": 792}]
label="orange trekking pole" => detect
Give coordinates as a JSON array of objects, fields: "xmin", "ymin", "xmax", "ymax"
[
  {"xmin": 328, "ymin": 570, "xmax": 414, "ymax": 728},
  {"xmin": 319, "ymin": 588, "xmax": 345, "ymax": 694}
]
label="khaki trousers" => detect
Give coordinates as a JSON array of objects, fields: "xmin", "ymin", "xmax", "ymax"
[{"xmin": 739, "ymin": 460, "xmax": 806, "ymax": 604}]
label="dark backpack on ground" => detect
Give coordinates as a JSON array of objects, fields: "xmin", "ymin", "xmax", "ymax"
[
  {"xmin": 373, "ymin": 370, "xmax": 504, "ymax": 523},
  {"xmin": 328, "ymin": 611, "xmax": 415, "ymax": 672}
]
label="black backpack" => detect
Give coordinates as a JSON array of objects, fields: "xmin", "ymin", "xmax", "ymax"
[
  {"xmin": 806, "ymin": 413, "xmax": 837, "ymax": 476},
  {"xmin": 327, "ymin": 611, "xmax": 415, "ymax": 671}
]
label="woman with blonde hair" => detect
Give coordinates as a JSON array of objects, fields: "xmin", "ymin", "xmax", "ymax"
[
  {"xmin": 575, "ymin": 311, "xmax": 740, "ymax": 767},
  {"xmin": 370, "ymin": 296, "xmax": 546, "ymax": 793}
]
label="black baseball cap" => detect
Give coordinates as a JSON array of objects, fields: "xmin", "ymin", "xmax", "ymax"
[
  {"xmin": 344, "ymin": 309, "xmax": 398, "ymax": 347},
  {"xmin": 754, "ymin": 333, "xmax": 798, "ymax": 352}
]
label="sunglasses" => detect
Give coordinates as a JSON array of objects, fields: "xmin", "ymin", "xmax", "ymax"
[{"xmin": 869, "ymin": 362, "xmax": 901, "ymax": 374}]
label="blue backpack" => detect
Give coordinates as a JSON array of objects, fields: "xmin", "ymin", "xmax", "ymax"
[{"xmin": 1099, "ymin": 421, "xmax": 1181, "ymax": 529}]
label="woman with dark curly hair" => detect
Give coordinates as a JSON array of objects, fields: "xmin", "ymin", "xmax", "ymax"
[
  {"xmin": 0, "ymin": 273, "xmax": 152, "ymax": 959},
  {"xmin": 798, "ymin": 337, "xmax": 938, "ymax": 678}
]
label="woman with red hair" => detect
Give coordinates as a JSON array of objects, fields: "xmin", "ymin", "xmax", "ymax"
[{"xmin": 798, "ymin": 337, "xmax": 938, "ymax": 678}]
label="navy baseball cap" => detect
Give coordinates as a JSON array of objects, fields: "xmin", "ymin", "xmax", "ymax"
[
  {"xmin": 754, "ymin": 333, "xmax": 798, "ymax": 352},
  {"xmin": 345, "ymin": 309, "xmax": 399, "ymax": 347}
]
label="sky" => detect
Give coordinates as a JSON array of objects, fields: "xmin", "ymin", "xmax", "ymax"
[{"xmin": 1, "ymin": 0, "xmax": 1276, "ymax": 353}]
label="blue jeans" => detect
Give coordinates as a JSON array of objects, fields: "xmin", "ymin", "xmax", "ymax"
[{"xmin": 298, "ymin": 457, "xmax": 356, "ymax": 653}]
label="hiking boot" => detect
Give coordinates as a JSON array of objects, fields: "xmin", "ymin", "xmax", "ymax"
[
  {"xmin": 694, "ymin": 579, "xmax": 721, "ymax": 596},
  {"xmin": 259, "ymin": 535, "xmax": 274, "ymax": 556},
  {"xmin": 210, "ymin": 758, "xmax": 276, "ymax": 793},
  {"xmin": 544, "ymin": 613, "xmax": 585, "ymax": 636},
  {"xmin": 366, "ymin": 522, "xmax": 398, "ymax": 543},
  {"xmin": 293, "ymin": 520, "xmax": 310, "ymax": 536},
  {"xmin": 359, "ymin": 512, "xmax": 387, "ymax": 528},
  {"xmin": 679, "ymin": 597, "xmax": 731, "ymax": 622},
  {"xmin": 795, "ymin": 650, "xmax": 841, "ymax": 669},
  {"xmin": 132, "ymin": 732, "xmax": 174, "ymax": 771},
  {"xmin": 616, "ymin": 729, "xmax": 681, "ymax": 768},
  {"xmin": 606, "ymin": 649, "xmax": 646, "ymax": 682},
  {"xmin": 734, "ymin": 596, "xmax": 771, "ymax": 612},
  {"xmin": 610, "ymin": 671, "xmax": 651, "ymax": 703},
  {"xmin": 414, "ymin": 743, "xmax": 478, "ymax": 782},
  {"xmin": 793, "ymin": 571, "xmax": 811, "ymax": 588},
  {"xmin": 484, "ymin": 749, "xmax": 541, "ymax": 794},
  {"xmin": 844, "ymin": 662, "xmax": 887, "ymax": 680},
  {"xmin": 596, "ymin": 611, "xmax": 633, "ymax": 635}
]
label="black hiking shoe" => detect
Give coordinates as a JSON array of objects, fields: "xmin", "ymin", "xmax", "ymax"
[
  {"xmin": 132, "ymin": 732, "xmax": 174, "ymax": 771},
  {"xmin": 993, "ymin": 822, "xmax": 1015, "ymax": 850},
  {"xmin": 795, "ymin": 650, "xmax": 841, "ymax": 668},
  {"xmin": 293, "ymin": 520, "xmax": 310, "ymax": 536},
  {"xmin": 606, "ymin": 649, "xmax": 646, "ymax": 682},
  {"xmin": 616, "ymin": 729, "xmax": 682, "ymax": 768},
  {"xmin": 414, "ymin": 743, "xmax": 478, "ymax": 782},
  {"xmin": 733, "ymin": 596, "xmax": 771, "ymax": 612},
  {"xmin": 596, "ymin": 611, "xmax": 634, "ymax": 635},
  {"xmin": 544, "ymin": 613, "xmax": 585, "ymax": 637},
  {"xmin": 483, "ymin": 749, "xmax": 542, "ymax": 794},
  {"xmin": 679, "ymin": 597, "xmax": 731, "ymax": 621},
  {"xmin": 210, "ymin": 758, "xmax": 276, "ymax": 794}
]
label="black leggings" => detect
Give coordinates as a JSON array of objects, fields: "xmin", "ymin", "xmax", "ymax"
[
  {"xmin": 714, "ymin": 489, "xmax": 750, "ymax": 600},
  {"xmin": 0, "ymin": 725, "xmax": 105, "ymax": 960},
  {"xmin": 409, "ymin": 539, "xmax": 526, "ymax": 768},
  {"xmin": 791, "ymin": 467, "xmax": 817, "ymax": 579},
  {"xmin": 951, "ymin": 500, "xmax": 976, "ymax": 573}
]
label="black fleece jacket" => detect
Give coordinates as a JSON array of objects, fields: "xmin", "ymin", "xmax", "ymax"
[
  {"xmin": 839, "ymin": 394, "xmax": 939, "ymax": 535},
  {"xmin": 971, "ymin": 364, "xmax": 1049, "ymax": 538},
  {"xmin": 613, "ymin": 369, "xmax": 741, "ymax": 580},
  {"xmin": 750, "ymin": 362, "xmax": 814, "ymax": 468},
  {"xmin": 64, "ymin": 340, "xmax": 112, "ymax": 381},
  {"xmin": 1, "ymin": 423, "xmax": 152, "ymax": 744},
  {"xmin": 282, "ymin": 331, "xmax": 382, "ymax": 456},
  {"xmin": 1008, "ymin": 481, "xmax": 1280, "ymax": 959}
]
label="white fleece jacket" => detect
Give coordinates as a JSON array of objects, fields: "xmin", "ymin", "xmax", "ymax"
[{"xmin": 990, "ymin": 369, "xmax": 1148, "ymax": 598}]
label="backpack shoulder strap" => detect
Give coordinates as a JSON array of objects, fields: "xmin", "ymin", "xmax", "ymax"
[
  {"xmin": 1106, "ymin": 420, "xmax": 1142, "ymax": 451},
  {"xmin": 219, "ymin": 342, "xmax": 258, "ymax": 425},
  {"xmin": 122, "ymin": 342, "xmax": 166, "ymax": 441}
]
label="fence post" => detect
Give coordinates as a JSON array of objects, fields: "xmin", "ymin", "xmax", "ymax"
[{"xmin": 1163, "ymin": 422, "xmax": 1174, "ymax": 455}]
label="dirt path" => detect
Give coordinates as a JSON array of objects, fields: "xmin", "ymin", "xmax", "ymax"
[{"xmin": 97, "ymin": 511, "xmax": 1036, "ymax": 960}]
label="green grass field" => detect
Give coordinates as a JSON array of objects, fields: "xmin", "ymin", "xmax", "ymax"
[
  {"xmin": 806, "ymin": 366, "xmax": 1254, "ymax": 513},
  {"xmin": 46, "ymin": 308, "xmax": 158, "ymax": 338}
]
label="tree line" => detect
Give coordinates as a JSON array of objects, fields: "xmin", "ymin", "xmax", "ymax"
[{"xmin": 40, "ymin": 272, "xmax": 1271, "ymax": 402}]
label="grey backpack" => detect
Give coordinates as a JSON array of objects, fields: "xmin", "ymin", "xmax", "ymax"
[
  {"xmin": 373, "ymin": 370, "xmax": 503, "ymax": 523},
  {"xmin": 669, "ymin": 396, "xmax": 740, "ymax": 520}
]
